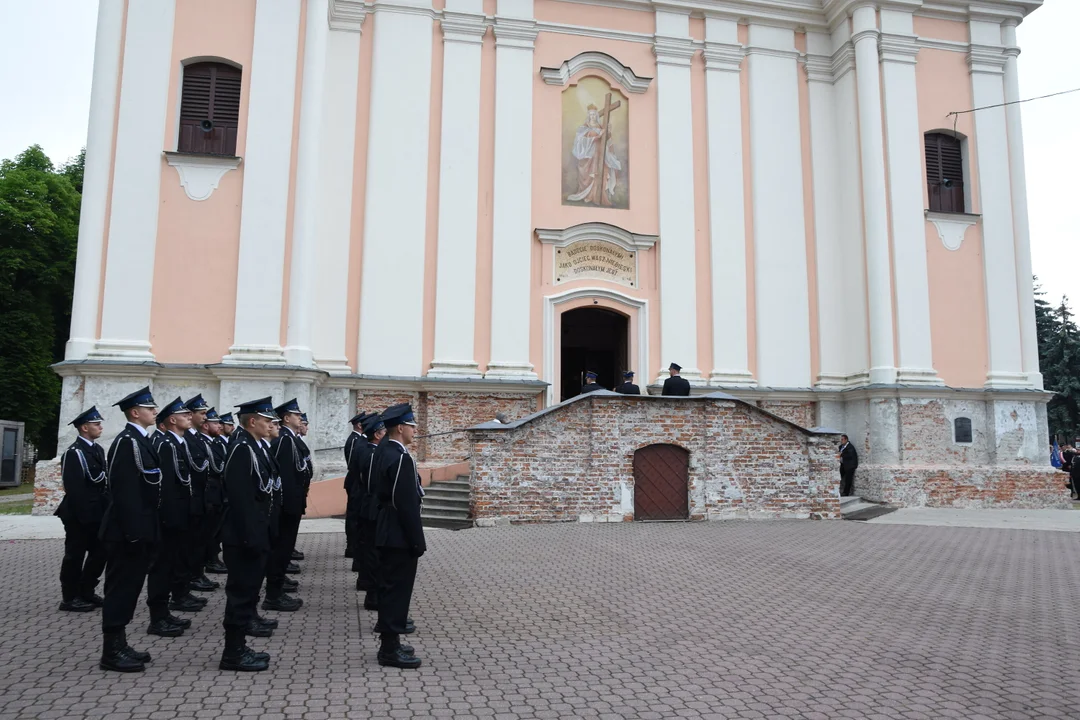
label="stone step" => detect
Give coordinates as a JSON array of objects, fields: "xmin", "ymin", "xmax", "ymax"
[
  {"xmin": 839, "ymin": 495, "xmax": 862, "ymax": 508},
  {"xmin": 841, "ymin": 500, "xmax": 878, "ymax": 516},
  {"xmin": 423, "ymin": 489, "xmax": 470, "ymax": 502},
  {"xmin": 430, "ymin": 478, "xmax": 470, "ymax": 491},
  {"xmin": 422, "ymin": 501, "xmax": 471, "ymax": 515}
]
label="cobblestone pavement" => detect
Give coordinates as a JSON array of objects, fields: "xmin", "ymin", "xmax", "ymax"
[{"xmin": 1, "ymin": 521, "xmax": 1079, "ymax": 719}]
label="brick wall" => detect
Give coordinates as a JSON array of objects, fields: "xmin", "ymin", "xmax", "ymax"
[
  {"xmin": 469, "ymin": 394, "xmax": 842, "ymax": 524},
  {"xmin": 32, "ymin": 459, "xmax": 61, "ymax": 516},
  {"xmin": 355, "ymin": 389, "xmax": 539, "ymax": 464},
  {"xmin": 758, "ymin": 400, "xmax": 815, "ymax": 428},
  {"xmin": 858, "ymin": 465, "xmax": 1069, "ymax": 509}
]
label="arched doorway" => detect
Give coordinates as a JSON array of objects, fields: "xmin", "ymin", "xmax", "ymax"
[
  {"xmin": 633, "ymin": 444, "xmax": 689, "ymax": 520},
  {"xmin": 560, "ymin": 307, "xmax": 629, "ymax": 400}
]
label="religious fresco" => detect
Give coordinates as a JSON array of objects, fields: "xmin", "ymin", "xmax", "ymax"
[{"xmin": 561, "ymin": 76, "xmax": 629, "ymax": 209}]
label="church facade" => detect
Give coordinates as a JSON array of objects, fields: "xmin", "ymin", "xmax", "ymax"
[{"xmin": 52, "ymin": 0, "xmax": 1061, "ymax": 508}]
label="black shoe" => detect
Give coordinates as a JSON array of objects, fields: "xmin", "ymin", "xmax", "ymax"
[
  {"xmin": 186, "ymin": 592, "xmax": 209, "ymax": 607},
  {"xmin": 261, "ymin": 594, "xmax": 303, "ymax": 612},
  {"xmin": 164, "ymin": 613, "xmax": 191, "ymax": 629},
  {"xmin": 189, "ymin": 576, "xmax": 217, "ymax": 592},
  {"xmin": 291, "ymin": 549, "xmax": 304, "ymax": 561},
  {"xmin": 220, "ymin": 645, "xmax": 269, "ymax": 671},
  {"xmin": 201, "ymin": 573, "xmax": 221, "ymax": 589},
  {"xmin": 204, "ymin": 559, "xmax": 228, "ymax": 574},
  {"xmin": 378, "ymin": 647, "xmax": 422, "ymax": 669},
  {"xmin": 148, "ymin": 618, "xmax": 185, "ymax": 637},
  {"xmin": 59, "ymin": 598, "xmax": 96, "ymax": 613},
  {"xmin": 245, "ymin": 620, "xmax": 273, "ymax": 638},
  {"xmin": 169, "ymin": 595, "xmax": 205, "ymax": 613},
  {"xmin": 122, "ymin": 645, "xmax": 152, "ymax": 664},
  {"xmin": 254, "ymin": 613, "xmax": 278, "ymax": 630},
  {"xmin": 80, "ymin": 593, "xmax": 105, "ymax": 607},
  {"xmin": 101, "ymin": 631, "xmax": 145, "ymax": 673},
  {"xmin": 282, "ymin": 577, "xmax": 299, "ymax": 592},
  {"xmin": 286, "ymin": 562, "xmax": 301, "ymax": 574}
]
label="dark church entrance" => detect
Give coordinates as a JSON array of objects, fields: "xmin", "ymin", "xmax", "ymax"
[{"xmin": 560, "ymin": 307, "xmax": 629, "ymax": 401}]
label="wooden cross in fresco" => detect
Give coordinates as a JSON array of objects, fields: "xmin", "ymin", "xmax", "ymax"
[{"xmin": 589, "ymin": 91, "xmax": 621, "ymax": 206}]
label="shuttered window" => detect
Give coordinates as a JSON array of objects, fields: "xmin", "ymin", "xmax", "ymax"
[
  {"xmin": 925, "ymin": 132, "xmax": 965, "ymax": 213},
  {"xmin": 177, "ymin": 62, "xmax": 241, "ymax": 156}
]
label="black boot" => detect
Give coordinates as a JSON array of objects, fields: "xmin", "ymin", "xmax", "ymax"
[
  {"xmin": 100, "ymin": 630, "xmax": 145, "ymax": 672},
  {"xmin": 204, "ymin": 558, "xmax": 228, "ymax": 574},
  {"xmin": 80, "ymin": 592, "xmax": 105, "ymax": 607},
  {"xmin": 377, "ymin": 633, "xmax": 421, "ymax": 669},
  {"xmin": 282, "ymin": 577, "xmax": 299, "ymax": 592},
  {"xmin": 245, "ymin": 619, "xmax": 273, "ymax": 637},
  {"xmin": 219, "ymin": 626, "xmax": 269, "ymax": 671},
  {"xmin": 147, "ymin": 617, "xmax": 185, "ymax": 637},
  {"xmin": 291, "ymin": 549, "xmax": 304, "ymax": 561},
  {"xmin": 169, "ymin": 594, "xmax": 205, "ymax": 612},
  {"xmin": 262, "ymin": 593, "xmax": 303, "ymax": 612},
  {"xmin": 59, "ymin": 597, "xmax": 96, "ymax": 613},
  {"xmin": 190, "ymin": 575, "xmax": 218, "ymax": 592},
  {"xmin": 164, "ymin": 613, "xmax": 191, "ymax": 629},
  {"xmin": 285, "ymin": 561, "xmax": 301, "ymax": 574},
  {"xmin": 254, "ymin": 612, "xmax": 278, "ymax": 630},
  {"xmin": 119, "ymin": 630, "xmax": 152, "ymax": 664}
]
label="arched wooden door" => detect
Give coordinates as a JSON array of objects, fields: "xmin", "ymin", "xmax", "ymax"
[{"xmin": 633, "ymin": 444, "xmax": 689, "ymax": 520}]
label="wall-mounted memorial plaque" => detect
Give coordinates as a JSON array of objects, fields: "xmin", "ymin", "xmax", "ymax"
[{"xmin": 554, "ymin": 239, "xmax": 636, "ymax": 288}]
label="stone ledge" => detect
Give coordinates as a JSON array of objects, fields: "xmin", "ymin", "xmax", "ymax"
[{"xmin": 858, "ymin": 465, "xmax": 1070, "ymax": 509}]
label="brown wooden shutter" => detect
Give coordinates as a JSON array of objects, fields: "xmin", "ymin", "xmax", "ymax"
[
  {"xmin": 925, "ymin": 132, "xmax": 965, "ymax": 213},
  {"xmin": 178, "ymin": 62, "xmax": 241, "ymax": 156}
]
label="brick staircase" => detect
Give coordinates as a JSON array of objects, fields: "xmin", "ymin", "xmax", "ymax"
[{"xmin": 421, "ymin": 475, "xmax": 472, "ymax": 530}]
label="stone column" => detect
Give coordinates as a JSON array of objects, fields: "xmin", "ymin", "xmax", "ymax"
[
  {"xmin": 66, "ymin": 0, "xmax": 124, "ymax": 361},
  {"xmin": 222, "ymin": 0, "xmax": 302, "ymax": 365},
  {"xmin": 969, "ymin": 19, "xmax": 1026, "ymax": 389},
  {"xmin": 90, "ymin": 0, "xmax": 176, "ymax": 361},
  {"xmin": 879, "ymin": 10, "xmax": 941, "ymax": 386},
  {"xmin": 486, "ymin": 0, "xmax": 538, "ymax": 380},
  {"xmin": 654, "ymin": 10, "xmax": 702, "ymax": 385},
  {"xmin": 747, "ymin": 23, "xmax": 811, "ymax": 387},
  {"xmin": 284, "ymin": 0, "xmax": 332, "ymax": 369},
  {"xmin": 851, "ymin": 6, "xmax": 897, "ymax": 386},
  {"xmin": 703, "ymin": 18, "xmax": 753, "ymax": 388},
  {"xmin": 357, "ymin": 0, "xmax": 435, "ymax": 376},
  {"xmin": 311, "ymin": 1, "xmax": 366, "ymax": 374},
  {"xmin": 429, "ymin": 0, "xmax": 486, "ymax": 378},
  {"xmin": 1002, "ymin": 21, "xmax": 1042, "ymax": 389}
]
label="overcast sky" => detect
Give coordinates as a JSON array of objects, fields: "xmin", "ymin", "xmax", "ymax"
[{"xmin": 0, "ymin": 0, "xmax": 1075, "ymax": 307}]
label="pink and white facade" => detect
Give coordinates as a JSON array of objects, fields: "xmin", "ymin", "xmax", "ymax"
[{"xmin": 52, "ymin": 0, "xmax": 1061, "ymax": 507}]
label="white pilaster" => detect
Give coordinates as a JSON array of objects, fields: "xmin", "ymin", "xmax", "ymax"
[
  {"xmin": 66, "ymin": 0, "xmax": 124, "ymax": 361},
  {"xmin": 747, "ymin": 24, "xmax": 810, "ymax": 388},
  {"xmin": 969, "ymin": 20, "xmax": 1025, "ymax": 389},
  {"xmin": 486, "ymin": 0, "xmax": 538, "ymax": 380},
  {"xmin": 851, "ymin": 6, "xmax": 897, "ymax": 386},
  {"xmin": 805, "ymin": 32, "xmax": 846, "ymax": 389},
  {"xmin": 284, "ymin": 0, "xmax": 331, "ymax": 369},
  {"xmin": 703, "ymin": 18, "xmax": 752, "ymax": 387},
  {"xmin": 879, "ymin": 10, "xmax": 941, "ymax": 386},
  {"xmin": 90, "ymin": 0, "xmax": 176, "ymax": 361},
  {"xmin": 222, "ymin": 0, "xmax": 302, "ymax": 365},
  {"xmin": 830, "ymin": 28, "xmax": 870, "ymax": 386},
  {"xmin": 311, "ymin": 2, "xmax": 365, "ymax": 375},
  {"xmin": 1002, "ymin": 22, "xmax": 1042, "ymax": 389},
  {"xmin": 429, "ymin": 0, "xmax": 486, "ymax": 378},
  {"xmin": 654, "ymin": 11, "xmax": 702, "ymax": 385},
  {"xmin": 357, "ymin": 0, "xmax": 434, "ymax": 377}
]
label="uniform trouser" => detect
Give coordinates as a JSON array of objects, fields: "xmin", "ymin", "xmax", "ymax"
[
  {"xmin": 265, "ymin": 512, "xmax": 302, "ymax": 599},
  {"xmin": 186, "ymin": 512, "xmax": 207, "ymax": 580},
  {"xmin": 358, "ymin": 518, "xmax": 379, "ymax": 596},
  {"xmin": 101, "ymin": 540, "xmax": 154, "ymax": 632},
  {"xmin": 223, "ymin": 545, "xmax": 268, "ymax": 629},
  {"xmin": 146, "ymin": 527, "xmax": 189, "ymax": 619},
  {"xmin": 840, "ymin": 468, "xmax": 856, "ymax": 497},
  {"xmin": 60, "ymin": 518, "xmax": 107, "ymax": 602},
  {"xmin": 345, "ymin": 494, "xmax": 361, "ymax": 555},
  {"xmin": 377, "ymin": 548, "xmax": 417, "ymax": 636},
  {"xmin": 203, "ymin": 506, "xmax": 225, "ymax": 564}
]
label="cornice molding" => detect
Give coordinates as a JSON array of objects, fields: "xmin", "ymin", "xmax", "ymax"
[
  {"xmin": 803, "ymin": 53, "xmax": 835, "ymax": 83},
  {"xmin": 703, "ymin": 41, "xmax": 744, "ymax": 72},
  {"xmin": 368, "ymin": 0, "xmax": 436, "ymax": 20},
  {"xmin": 968, "ymin": 43, "xmax": 1008, "ymax": 74},
  {"xmin": 879, "ymin": 32, "xmax": 919, "ymax": 64},
  {"xmin": 493, "ymin": 15, "xmax": 538, "ymax": 49},
  {"xmin": 441, "ymin": 9, "xmax": 486, "ymax": 44},
  {"xmin": 163, "ymin": 152, "xmax": 241, "ymax": 202},
  {"xmin": 654, "ymin": 35, "xmax": 696, "ymax": 67},
  {"xmin": 327, "ymin": 0, "xmax": 367, "ymax": 32},
  {"xmin": 744, "ymin": 45, "xmax": 801, "ymax": 61},
  {"xmin": 540, "ymin": 51, "xmax": 653, "ymax": 93},
  {"xmin": 926, "ymin": 211, "xmax": 980, "ymax": 251},
  {"xmin": 535, "ymin": 222, "xmax": 659, "ymax": 251}
]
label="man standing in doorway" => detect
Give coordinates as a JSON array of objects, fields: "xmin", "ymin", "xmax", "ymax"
[
  {"xmin": 838, "ymin": 434, "xmax": 859, "ymax": 497},
  {"xmin": 579, "ymin": 370, "xmax": 604, "ymax": 395},
  {"xmin": 614, "ymin": 371, "xmax": 640, "ymax": 395},
  {"xmin": 662, "ymin": 363, "xmax": 690, "ymax": 396}
]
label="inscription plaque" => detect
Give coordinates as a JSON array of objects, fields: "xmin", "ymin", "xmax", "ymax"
[{"xmin": 554, "ymin": 240, "xmax": 636, "ymax": 288}]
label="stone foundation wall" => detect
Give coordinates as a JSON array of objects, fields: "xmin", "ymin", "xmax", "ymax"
[
  {"xmin": 32, "ymin": 459, "xmax": 61, "ymax": 516},
  {"xmin": 469, "ymin": 394, "xmax": 842, "ymax": 523},
  {"xmin": 858, "ymin": 465, "xmax": 1069, "ymax": 509}
]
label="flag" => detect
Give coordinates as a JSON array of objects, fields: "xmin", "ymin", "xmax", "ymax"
[{"xmin": 1051, "ymin": 440, "xmax": 1062, "ymax": 468}]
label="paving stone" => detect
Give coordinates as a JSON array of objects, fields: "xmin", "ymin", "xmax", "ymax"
[{"xmin": 1, "ymin": 522, "xmax": 1078, "ymax": 718}]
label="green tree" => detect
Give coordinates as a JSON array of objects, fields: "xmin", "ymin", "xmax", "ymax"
[
  {"xmin": 0, "ymin": 145, "xmax": 80, "ymax": 456},
  {"xmin": 1034, "ymin": 279, "xmax": 1080, "ymax": 441}
]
